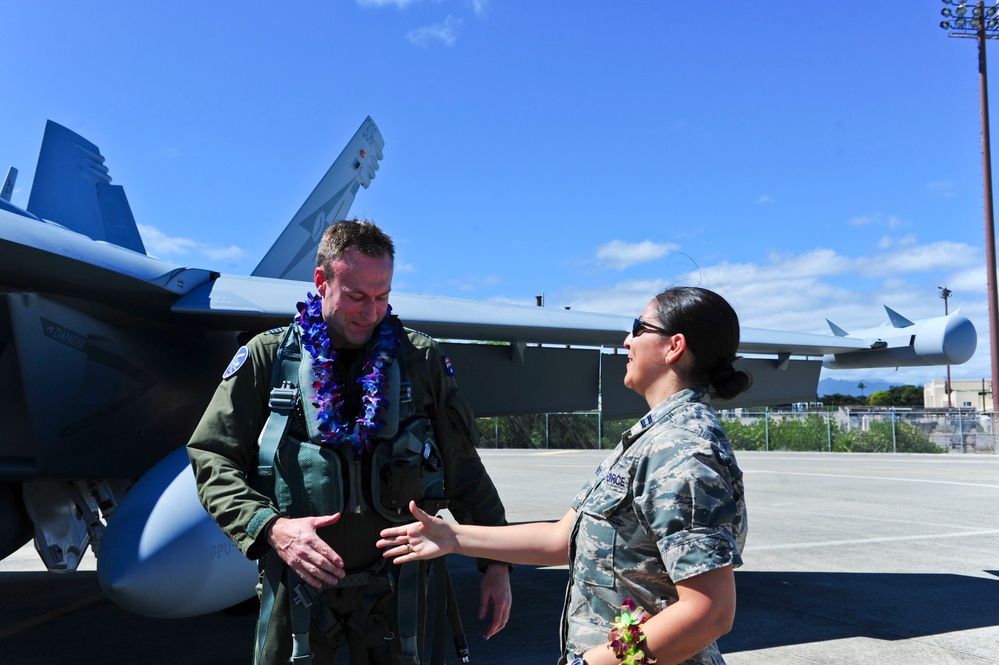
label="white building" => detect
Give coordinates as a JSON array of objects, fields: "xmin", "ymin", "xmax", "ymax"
[{"xmin": 924, "ymin": 379, "xmax": 993, "ymax": 411}]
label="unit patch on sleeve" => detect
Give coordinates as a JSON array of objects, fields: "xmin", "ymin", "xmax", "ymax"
[
  {"xmin": 442, "ymin": 355, "xmax": 455, "ymax": 377},
  {"xmin": 223, "ymin": 346, "xmax": 250, "ymax": 380}
]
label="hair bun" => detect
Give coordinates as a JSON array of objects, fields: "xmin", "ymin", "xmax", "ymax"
[{"xmin": 710, "ymin": 362, "xmax": 752, "ymax": 400}]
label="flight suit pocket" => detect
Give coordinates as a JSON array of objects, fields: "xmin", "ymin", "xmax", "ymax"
[
  {"xmin": 371, "ymin": 418, "xmax": 447, "ymax": 523},
  {"xmin": 575, "ymin": 476, "xmax": 628, "ymax": 588}
]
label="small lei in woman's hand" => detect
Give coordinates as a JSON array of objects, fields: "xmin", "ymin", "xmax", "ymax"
[{"xmin": 608, "ymin": 598, "xmax": 656, "ymax": 665}]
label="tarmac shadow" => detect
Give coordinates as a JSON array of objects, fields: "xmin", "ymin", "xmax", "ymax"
[
  {"xmin": 719, "ymin": 569, "xmax": 999, "ymax": 652},
  {"xmin": 12, "ymin": 561, "xmax": 993, "ymax": 662},
  {"xmin": 443, "ymin": 554, "xmax": 567, "ymax": 664},
  {"xmin": 0, "ymin": 570, "xmax": 256, "ymax": 664}
]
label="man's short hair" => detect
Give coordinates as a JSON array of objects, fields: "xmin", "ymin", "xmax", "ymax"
[{"xmin": 316, "ymin": 219, "xmax": 395, "ymax": 281}]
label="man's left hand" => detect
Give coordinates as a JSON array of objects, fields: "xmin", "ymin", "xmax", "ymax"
[{"xmin": 478, "ymin": 563, "xmax": 512, "ymax": 639}]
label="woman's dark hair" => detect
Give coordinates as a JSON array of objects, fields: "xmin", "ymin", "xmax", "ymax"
[{"xmin": 650, "ymin": 286, "xmax": 752, "ymax": 400}]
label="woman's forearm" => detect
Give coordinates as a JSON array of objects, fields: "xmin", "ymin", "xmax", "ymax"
[{"xmin": 451, "ymin": 514, "xmax": 572, "ymax": 566}]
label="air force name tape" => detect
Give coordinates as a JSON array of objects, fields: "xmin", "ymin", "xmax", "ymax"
[{"xmin": 223, "ymin": 346, "xmax": 250, "ymax": 380}]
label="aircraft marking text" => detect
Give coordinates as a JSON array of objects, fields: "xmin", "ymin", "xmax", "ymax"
[{"xmin": 41, "ymin": 317, "xmax": 87, "ymax": 352}]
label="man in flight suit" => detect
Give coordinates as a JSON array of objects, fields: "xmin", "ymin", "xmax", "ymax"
[{"xmin": 188, "ymin": 219, "xmax": 511, "ymax": 664}]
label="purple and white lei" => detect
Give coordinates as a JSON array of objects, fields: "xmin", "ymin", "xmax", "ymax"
[{"xmin": 294, "ymin": 292, "xmax": 402, "ymax": 455}]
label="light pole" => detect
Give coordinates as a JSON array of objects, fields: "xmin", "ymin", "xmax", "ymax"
[
  {"xmin": 940, "ymin": 286, "xmax": 953, "ymax": 407},
  {"xmin": 940, "ymin": 0, "xmax": 999, "ymax": 413}
]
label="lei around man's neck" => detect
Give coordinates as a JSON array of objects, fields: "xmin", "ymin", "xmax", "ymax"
[{"xmin": 294, "ymin": 292, "xmax": 402, "ymax": 455}]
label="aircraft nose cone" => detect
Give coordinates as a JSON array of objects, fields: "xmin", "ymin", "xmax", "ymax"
[
  {"xmin": 97, "ymin": 447, "xmax": 257, "ymax": 618},
  {"xmin": 942, "ymin": 315, "xmax": 977, "ymax": 365}
]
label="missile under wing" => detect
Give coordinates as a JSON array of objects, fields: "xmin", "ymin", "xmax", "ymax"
[{"xmin": 0, "ymin": 117, "xmax": 976, "ymax": 619}]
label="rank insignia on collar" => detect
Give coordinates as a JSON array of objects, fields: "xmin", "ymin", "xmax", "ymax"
[{"xmin": 223, "ymin": 346, "xmax": 249, "ymax": 380}]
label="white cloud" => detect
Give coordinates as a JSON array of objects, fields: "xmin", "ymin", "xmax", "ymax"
[
  {"xmin": 407, "ymin": 15, "xmax": 463, "ymax": 47},
  {"xmin": 138, "ymin": 224, "xmax": 246, "ymax": 266},
  {"xmin": 395, "ymin": 261, "xmax": 416, "ymax": 273},
  {"xmin": 847, "ymin": 212, "xmax": 904, "ymax": 229},
  {"xmin": 948, "ymin": 266, "xmax": 986, "ymax": 293},
  {"xmin": 547, "ymin": 239, "xmax": 997, "ymax": 387},
  {"xmin": 927, "ymin": 180, "xmax": 955, "ymax": 198},
  {"xmin": 855, "ymin": 240, "xmax": 974, "ymax": 276},
  {"xmin": 138, "ymin": 224, "xmax": 199, "ymax": 256},
  {"xmin": 466, "ymin": 0, "xmax": 489, "ymax": 17},
  {"xmin": 756, "ymin": 195, "xmax": 773, "ymax": 204},
  {"xmin": 596, "ymin": 239, "xmax": 679, "ymax": 270},
  {"xmin": 847, "ymin": 214, "xmax": 879, "ymax": 226},
  {"xmin": 203, "ymin": 245, "xmax": 246, "ymax": 263},
  {"xmin": 357, "ymin": 0, "xmax": 419, "ymax": 8}
]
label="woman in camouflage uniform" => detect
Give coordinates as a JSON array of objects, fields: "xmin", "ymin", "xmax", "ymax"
[{"xmin": 380, "ymin": 287, "xmax": 751, "ymax": 665}]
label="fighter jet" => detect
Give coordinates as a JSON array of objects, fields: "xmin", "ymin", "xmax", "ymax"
[{"xmin": 0, "ymin": 117, "xmax": 977, "ymax": 618}]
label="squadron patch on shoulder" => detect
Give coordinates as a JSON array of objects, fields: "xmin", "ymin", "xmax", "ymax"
[
  {"xmin": 223, "ymin": 346, "xmax": 250, "ymax": 380},
  {"xmin": 442, "ymin": 355, "xmax": 455, "ymax": 377}
]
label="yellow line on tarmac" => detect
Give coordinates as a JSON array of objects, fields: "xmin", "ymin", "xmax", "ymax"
[{"xmin": 0, "ymin": 592, "xmax": 106, "ymax": 640}]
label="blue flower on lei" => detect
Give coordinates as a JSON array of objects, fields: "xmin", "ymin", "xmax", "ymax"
[{"xmin": 295, "ymin": 292, "xmax": 402, "ymax": 455}]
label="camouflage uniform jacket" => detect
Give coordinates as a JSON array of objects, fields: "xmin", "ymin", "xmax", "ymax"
[{"xmin": 561, "ymin": 386, "xmax": 747, "ymax": 665}]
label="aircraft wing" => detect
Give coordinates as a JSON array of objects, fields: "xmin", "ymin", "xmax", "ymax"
[{"xmin": 168, "ymin": 270, "xmax": 977, "ymax": 417}]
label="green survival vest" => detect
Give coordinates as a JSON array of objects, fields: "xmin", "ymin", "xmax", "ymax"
[{"xmin": 253, "ymin": 324, "xmax": 465, "ymax": 665}]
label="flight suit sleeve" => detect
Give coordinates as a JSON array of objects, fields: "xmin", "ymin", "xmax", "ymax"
[
  {"xmin": 406, "ymin": 333, "xmax": 511, "ymax": 572},
  {"xmin": 187, "ymin": 331, "xmax": 283, "ymax": 561}
]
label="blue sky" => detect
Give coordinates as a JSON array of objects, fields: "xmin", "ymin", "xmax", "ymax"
[{"xmin": 1, "ymin": 1, "xmax": 995, "ymax": 388}]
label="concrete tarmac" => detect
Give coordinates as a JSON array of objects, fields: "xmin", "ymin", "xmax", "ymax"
[{"xmin": 1, "ymin": 450, "xmax": 998, "ymax": 664}]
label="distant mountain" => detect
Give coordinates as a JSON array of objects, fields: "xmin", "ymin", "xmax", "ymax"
[{"xmin": 817, "ymin": 378, "xmax": 899, "ymax": 397}]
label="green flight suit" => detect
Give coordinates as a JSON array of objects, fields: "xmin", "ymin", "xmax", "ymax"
[{"xmin": 188, "ymin": 324, "xmax": 508, "ymax": 664}]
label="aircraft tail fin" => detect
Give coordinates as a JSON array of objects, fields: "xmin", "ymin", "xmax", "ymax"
[
  {"xmin": 26, "ymin": 121, "xmax": 146, "ymax": 254},
  {"xmin": 885, "ymin": 306, "xmax": 915, "ymax": 328},
  {"xmin": 251, "ymin": 116, "xmax": 385, "ymax": 281},
  {"xmin": 826, "ymin": 319, "xmax": 849, "ymax": 337},
  {"xmin": 1, "ymin": 167, "xmax": 16, "ymax": 201}
]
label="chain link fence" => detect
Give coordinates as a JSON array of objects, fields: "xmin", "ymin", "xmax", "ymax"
[{"xmin": 475, "ymin": 409, "xmax": 999, "ymax": 453}]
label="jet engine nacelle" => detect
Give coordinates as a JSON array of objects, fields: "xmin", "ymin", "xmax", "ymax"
[{"xmin": 822, "ymin": 313, "xmax": 977, "ymax": 370}]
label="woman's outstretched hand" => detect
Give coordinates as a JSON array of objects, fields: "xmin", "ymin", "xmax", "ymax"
[{"xmin": 377, "ymin": 500, "xmax": 457, "ymax": 563}]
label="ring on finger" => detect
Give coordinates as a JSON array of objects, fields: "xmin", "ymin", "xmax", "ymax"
[{"xmin": 407, "ymin": 543, "xmax": 413, "ymax": 553}]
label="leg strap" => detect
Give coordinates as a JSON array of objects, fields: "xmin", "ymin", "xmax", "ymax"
[
  {"xmin": 442, "ymin": 562, "xmax": 470, "ymax": 665},
  {"xmin": 289, "ymin": 570, "xmax": 314, "ymax": 663},
  {"xmin": 255, "ymin": 553, "xmax": 284, "ymax": 665},
  {"xmin": 397, "ymin": 561, "xmax": 423, "ymax": 665}
]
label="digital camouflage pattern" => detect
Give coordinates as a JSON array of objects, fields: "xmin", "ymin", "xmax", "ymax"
[{"xmin": 561, "ymin": 386, "xmax": 747, "ymax": 665}]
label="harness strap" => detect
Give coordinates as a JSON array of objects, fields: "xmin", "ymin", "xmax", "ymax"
[
  {"xmin": 444, "ymin": 564, "xmax": 470, "ymax": 664},
  {"xmin": 290, "ymin": 563, "xmax": 399, "ymax": 664},
  {"xmin": 397, "ymin": 561, "xmax": 423, "ymax": 665},
  {"xmin": 289, "ymin": 570, "xmax": 314, "ymax": 663},
  {"xmin": 255, "ymin": 551, "xmax": 286, "ymax": 664},
  {"xmin": 394, "ymin": 558, "xmax": 467, "ymax": 665},
  {"xmin": 256, "ymin": 326, "xmax": 302, "ymax": 491},
  {"xmin": 429, "ymin": 562, "xmax": 448, "ymax": 665}
]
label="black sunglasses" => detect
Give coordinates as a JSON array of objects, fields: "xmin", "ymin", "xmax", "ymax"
[{"xmin": 631, "ymin": 318, "xmax": 672, "ymax": 338}]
